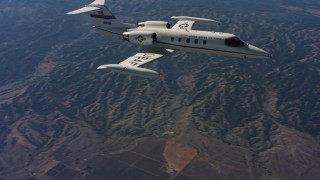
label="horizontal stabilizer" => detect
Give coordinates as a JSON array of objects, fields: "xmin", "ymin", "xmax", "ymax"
[{"xmin": 66, "ymin": 6, "xmax": 100, "ymax": 15}]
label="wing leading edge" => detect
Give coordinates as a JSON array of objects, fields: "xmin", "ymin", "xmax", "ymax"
[{"xmin": 98, "ymin": 48, "xmax": 174, "ymax": 78}]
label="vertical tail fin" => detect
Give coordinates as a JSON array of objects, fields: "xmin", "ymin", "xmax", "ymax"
[{"xmin": 67, "ymin": 0, "xmax": 135, "ymax": 36}]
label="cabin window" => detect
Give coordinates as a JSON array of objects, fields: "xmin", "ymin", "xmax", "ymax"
[
  {"xmin": 225, "ymin": 37, "xmax": 245, "ymax": 47},
  {"xmin": 203, "ymin": 40, "xmax": 207, "ymax": 45},
  {"xmin": 171, "ymin": 37, "xmax": 174, "ymax": 42},
  {"xmin": 178, "ymin": 38, "xmax": 182, "ymax": 42},
  {"xmin": 195, "ymin": 39, "xmax": 198, "ymax": 44},
  {"xmin": 186, "ymin": 38, "xmax": 190, "ymax": 43}
]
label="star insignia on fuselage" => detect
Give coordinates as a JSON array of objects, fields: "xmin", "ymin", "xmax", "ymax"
[{"xmin": 137, "ymin": 35, "xmax": 144, "ymax": 42}]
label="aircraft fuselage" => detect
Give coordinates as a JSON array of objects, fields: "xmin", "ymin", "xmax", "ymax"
[{"xmin": 126, "ymin": 27, "xmax": 271, "ymax": 59}]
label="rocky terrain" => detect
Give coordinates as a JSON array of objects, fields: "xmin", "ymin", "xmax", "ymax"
[{"xmin": 0, "ymin": 0, "xmax": 320, "ymax": 179}]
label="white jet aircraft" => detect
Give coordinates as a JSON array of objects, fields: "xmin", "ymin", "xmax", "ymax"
[{"xmin": 67, "ymin": 0, "xmax": 271, "ymax": 78}]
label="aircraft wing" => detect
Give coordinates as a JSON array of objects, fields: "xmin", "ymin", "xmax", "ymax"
[
  {"xmin": 171, "ymin": 20, "xmax": 195, "ymax": 31},
  {"xmin": 97, "ymin": 48, "xmax": 174, "ymax": 78},
  {"xmin": 171, "ymin": 16, "xmax": 220, "ymax": 31},
  {"xmin": 119, "ymin": 48, "xmax": 174, "ymax": 67}
]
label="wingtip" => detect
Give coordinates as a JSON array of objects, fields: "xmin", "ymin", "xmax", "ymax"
[{"xmin": 97, "ymin": 65, "xmax": 108, "ymax": 70}]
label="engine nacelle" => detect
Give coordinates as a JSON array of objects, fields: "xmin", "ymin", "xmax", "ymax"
[
  {"xmin": 138, "ymin": 21, "xmax": 171, "ymax": 29},
  {"xmin": 123, "ymin": 31, "xmax": 157, "ymax": 45}
]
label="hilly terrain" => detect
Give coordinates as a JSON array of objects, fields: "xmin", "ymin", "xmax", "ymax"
[{"xmin": 0, "ymin": 0, "xmax": 320, "ymax": 179}]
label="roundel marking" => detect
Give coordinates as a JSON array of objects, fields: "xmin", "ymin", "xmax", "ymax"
[
  {"xmin": 137, "ymin": 36, "xmax": 144, "ymax": 42},
  {"xmin": 179, "ymin": 23, "xmax": 189, "ymax": 29}
]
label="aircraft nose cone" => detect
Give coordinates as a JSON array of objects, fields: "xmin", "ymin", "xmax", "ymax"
[{"xmin": 248, "ymin": 44, "xmax": 271, "ymax": 58}]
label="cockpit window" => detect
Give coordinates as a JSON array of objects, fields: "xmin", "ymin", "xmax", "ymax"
[{"xmin": 225, "ymin": 37, "xmax": 245, "ymax": 47}]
